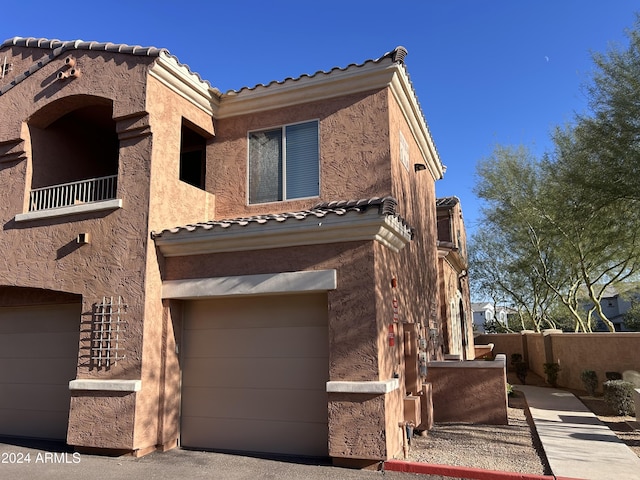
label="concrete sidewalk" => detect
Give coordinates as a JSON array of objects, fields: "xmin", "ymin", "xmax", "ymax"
[{"xmin": 516, "ymin": 385, "xmax": 640, "ymax": 480}]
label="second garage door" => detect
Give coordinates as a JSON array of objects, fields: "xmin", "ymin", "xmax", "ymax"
[
  {"xmin": 181, "ymin": 293, "xmax": 329, "ymax": 457},
  {"xmin": 0, "ymin": 303, "xmax": 80, "ymax": 440}
]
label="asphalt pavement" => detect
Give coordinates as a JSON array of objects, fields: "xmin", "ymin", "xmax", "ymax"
[{"xmin": 0, "ymin": 438, "xmax": 460, "ymax": 480}]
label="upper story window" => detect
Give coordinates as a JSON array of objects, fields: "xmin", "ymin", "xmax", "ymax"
[
  {"xmin": 399, "ymin": 131, "xmax": 410, "ymax": 172},
  {"xmin": 248, "ymin": 120, "xmax": 319, "ymax": 204},
  {"xmin": 180, "ymin": 120, "xmax": 207, "ymax": 190}
]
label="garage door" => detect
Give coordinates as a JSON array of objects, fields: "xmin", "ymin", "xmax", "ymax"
[
  {"xmin": 0, "ymin": 303, "xmax": 80, "ymax": 440},
  {"xmin": 181, "ymin": 293, "xmax": 329, "ymax": 456}
]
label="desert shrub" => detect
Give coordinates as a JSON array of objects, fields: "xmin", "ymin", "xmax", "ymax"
[
  {"xmin": 515, "ymin": 361, "xmax": 528, "ymax": 384},
  {"xmin": 580, "ymin": 370, "xmax": 598, "ymax": 396},
  {"xmin": 603, "ymin": 380, "xmax": 635, "ymax": 416},
  {"xmin": 606, "ymin": 371, "xmax": 622, "ymax": 381},
  {"xmin": 543, "ymin": 362, "xmax": 561, "ymax": 387},
  {"xmin": 506, "ymin": 383, "xmax": 514, "ymax": 396}
]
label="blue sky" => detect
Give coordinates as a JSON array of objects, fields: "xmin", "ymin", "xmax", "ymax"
[{"xmin": 2, "ymin": 1, "xmax": 638, "ymax": 233}]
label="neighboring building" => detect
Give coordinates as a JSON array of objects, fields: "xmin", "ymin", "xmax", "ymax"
[
  {"xmin": 581, "ymin": 286, "xmax": 639, "ymax": 332},
  {"xmin": 436, "ymin": 196, "xmax": 473, "ymax": 359},
  {"xmin": 0, "ymin": 37, "xmax": 448, "ymax": 465},
  {"xmin": 471, "ymin": 302, "xmax": 509, "ymax": 333}
]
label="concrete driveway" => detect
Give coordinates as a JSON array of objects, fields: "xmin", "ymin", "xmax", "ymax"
[{"xmin": 0, "ymin": 439, "xmax": 457, "ymax": 480}]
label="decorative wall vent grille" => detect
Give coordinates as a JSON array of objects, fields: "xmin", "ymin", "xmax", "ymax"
[{"xmin": 92, "ymin": 296, "xmax": 127, "ymax": 368}]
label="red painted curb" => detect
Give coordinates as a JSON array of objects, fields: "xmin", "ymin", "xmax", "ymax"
[{"xmin": 384, "ymin": 460, "xmax": 556, "ymax": 480}]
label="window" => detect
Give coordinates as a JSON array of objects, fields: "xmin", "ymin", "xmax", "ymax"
[
  {"xmin": 180, "ymin": 121, "xmax": 207, "ymax": 190},
  {"xmin": 399, "ymin": 131, "xmax": 409, "ymax": 171},
  {"xmin": 248, "ymin": 120, "xmax": 319, "ymax": 204}
]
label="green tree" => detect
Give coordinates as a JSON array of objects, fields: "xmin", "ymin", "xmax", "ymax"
[
  {"xmin": 552, "ymin": 14, "xmax": 640, "ymax": 206},
  {"xmin": 623, "ymin": 300, "xmax": 640, "ymax": 331},
  {"xmin": 472, "ymin": 16, "xmax": 640, "ymax": 332},
  {"xmin": 474, "ymin": 144, "xmax": 640, "ymax": 332}
]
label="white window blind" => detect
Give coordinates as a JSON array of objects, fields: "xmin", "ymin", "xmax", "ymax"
[{"xmin": 249, "ymin": 120, "xmax": 319, "ymax": 204}]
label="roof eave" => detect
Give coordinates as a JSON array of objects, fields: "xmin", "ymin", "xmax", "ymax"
[
  {"xmin": 149, "ymin": 52, "xmax": 218, "ymax": 116},
  {"xmin": 153, "ymin": 209, "xmax": 412, "ymax": 257},
  {"xmin": 216, "ymin": 59, "xmax": 398, "ymax": 119}
]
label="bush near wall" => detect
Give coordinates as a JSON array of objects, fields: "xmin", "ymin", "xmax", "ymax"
[{"xmin": 603, "ymin": 380, "xmax": 636, "ymax": 416}]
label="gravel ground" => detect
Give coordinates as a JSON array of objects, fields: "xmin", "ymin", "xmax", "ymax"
[
  {"xmin": 406, "ymin": 391, "xmax": 550, "ymax": 475},
  {"xmin": 405, "ymin": 371, "xmax": 639, "ymax": 476}
]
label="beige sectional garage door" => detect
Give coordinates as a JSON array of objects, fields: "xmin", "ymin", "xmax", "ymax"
[
  {"xmin": 0, "ymin": 303, "xmax": 80, "ymax": 440},
  {"xmin": 181, "ymin": 293, "xmax": 329, "ymax": 457}
]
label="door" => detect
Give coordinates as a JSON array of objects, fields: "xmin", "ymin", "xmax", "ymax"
[
  {"xmin": 180, "ymin": 293, "xmax": 329, "ymax": 456},
  {"xmin": 0, "ymin": 303, "xmax": 80, "ymax": 440}
]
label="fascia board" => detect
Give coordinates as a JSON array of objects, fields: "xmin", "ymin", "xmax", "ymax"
[
  {"xmin": 389, "ymin": 68, "xmax": 444, "ymax": 180},
  {"xmin": 149, "ymin": 53, "xmax": 217, "ymax": 116},
  {"xmin": 155, "ymin": 210, "xmax": 412, "ymax": 257},
  {"xmin": 162, "ymin": 269, "xmax": 337, "ymax": 299},
  {"xmin": 216, "ymin": 62, "xmax": 398, "ymax": 119}
]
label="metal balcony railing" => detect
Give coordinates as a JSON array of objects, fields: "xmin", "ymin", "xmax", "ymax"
[{"xmin": 28, "ymin": 175, "xmax": 118, "ymax": 212}]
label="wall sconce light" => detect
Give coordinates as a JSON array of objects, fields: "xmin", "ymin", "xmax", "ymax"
[{"xmin": 414, "ymin": 163, "xmax": 427, "ymax": 172}]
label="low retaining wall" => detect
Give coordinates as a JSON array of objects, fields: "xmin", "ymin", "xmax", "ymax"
[
  {"xmin": 427, "ymin": 355, "xmax": 508, "ymax": 425},
  {"xmin": 475, "ymin": 332, "xmax": 640, "ymax": 393}
]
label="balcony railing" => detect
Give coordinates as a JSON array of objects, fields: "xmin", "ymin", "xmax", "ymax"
[{"xmin": 29, "ymin": 175, "xmax": 118, "ymax": 212}]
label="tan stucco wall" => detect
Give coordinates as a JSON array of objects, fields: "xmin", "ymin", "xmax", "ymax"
[
  {"xmin": 515, "ymin": 332, "xmax": 640, "ymax": 392},
  {"xmin": 387, "ymin": 94, "xmax": 441, "ymax": 361},
  {"xmin": 209, "ymin": 89, "xmax": 392, "ymax": 219},
  {"xmin": 525, "ymin": 333, "xmax": 546, "ymax": 379},
  {"xmin": 0, "ymin": 44, "xmax": 217, "ymax": 453},
  {"xmin": 428, "ymin": 361, "xmax": 509, "ymax": 424},
  {"xmin": 130, "ymin": 73, "xmax": 218, "ymax": 452},
  {"xmin": 549, "ymin": 333, "xmax": 640, "ymax": 392},
  {"xmin": 478, "ymin": 332, "xmax": 640, "ymax": 393},
  {"xmin": 475, "ymin": 333, "xmax": 526, "ymax": 370}
]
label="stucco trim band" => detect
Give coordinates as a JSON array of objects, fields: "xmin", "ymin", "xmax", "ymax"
[
  {"xmin": 428, "ymin": 356, "xmax": 506, "ymax": 370},
  {"xmin": 326, "ymin": 378, "xmax": 400, "ymax": 394},
  {"xmin": 154, "ymin": 210, "xmax": 412, "ymax": 256},
  {"xmin": 14, "ymin": 199, "xmax": 123, "ymax": 222},
  {"xmin": 162, "ymin": 269, "xmax": 337, "ymax": 299},
  {"xmin": 69, "ymin": 379, "xmax": 142, "ymax": 392}
]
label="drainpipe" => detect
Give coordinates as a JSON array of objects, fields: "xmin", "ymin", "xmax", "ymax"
[{"xmin": 399, "ymin": 422, "xmax": 415, "ymax": 459}]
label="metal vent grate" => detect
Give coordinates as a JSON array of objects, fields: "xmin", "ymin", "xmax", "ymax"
[{"xmin": 91, "ymin": 296, "xmax": 127, "ymax": 368}]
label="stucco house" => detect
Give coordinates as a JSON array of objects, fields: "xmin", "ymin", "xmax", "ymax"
[
  {"xmin": 472, "ymin": 302, "xmax": 511, "ymax": 333},
  {"xmin": 0, "ymin": 36, "xmax": 458, "ymax": 466},
  {"xmin": 436, "ymin": 197, "xmax": 473, "ymax": 359}
]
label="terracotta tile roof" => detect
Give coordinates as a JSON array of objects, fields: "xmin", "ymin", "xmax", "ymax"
[
  {"xmin": 227, "ymin": 46, "xmax": 409, "ymax": 95},
  {"xmin": 151, "ymin": 196, "xmax": 412, "ymax": 239},
  {"xmin": 1, "ymin": 37, "xmax": 168, "ymax": 56},
  {"xmin": 436, "ymin": 196, "xmax": 460, "ymax": 207},
  {"xmin": 0, "ymin": 36, "xmax": 212, "ymax": 88}
]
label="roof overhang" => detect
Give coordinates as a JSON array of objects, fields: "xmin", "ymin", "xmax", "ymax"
[
  {"xmin": 153, "ymin": 208, "xmax": 412, "ymax": 257},
  {"xmin": 437, "ymin": 241, "xmax": 467, "ymax": 273},
  {"xmin": 149, "ymin": 52, "xmax": 218, "ymax": 116}
]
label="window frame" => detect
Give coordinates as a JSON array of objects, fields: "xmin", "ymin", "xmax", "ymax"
[{"xmin": 247, "ymin": 119, "xmax": 320, "ymax": 205}]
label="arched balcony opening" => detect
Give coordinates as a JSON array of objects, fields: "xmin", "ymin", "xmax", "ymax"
[{"xmin": 27, "ymin": 97, "xmax": 119, "ymax": 212}]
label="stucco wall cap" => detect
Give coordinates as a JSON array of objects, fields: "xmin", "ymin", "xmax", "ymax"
[
  {"xmin": 326, "ymin": 378, "xmax": 400, "ymax": 394},
  {"xmin": 69, "ymin": 379, "xmax": 141, "ymax": 392}
]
